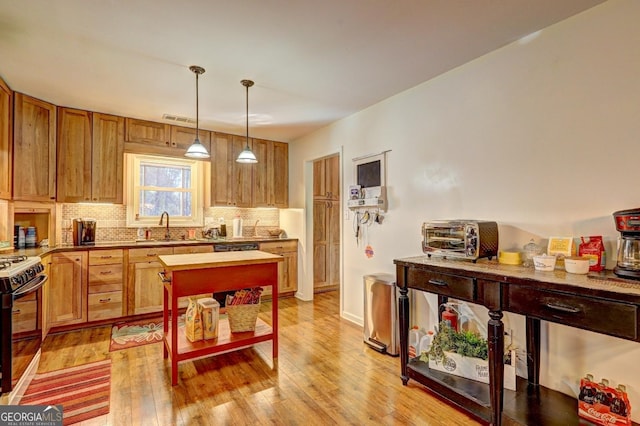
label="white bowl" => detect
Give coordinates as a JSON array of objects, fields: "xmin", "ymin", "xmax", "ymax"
[
  {"xmin": 564, "ymin": 256, "xmax": 590, "ymax": 274},
  {"xmin": 533, "ymin": 255, "xmax": 556, "ymax": 271}
]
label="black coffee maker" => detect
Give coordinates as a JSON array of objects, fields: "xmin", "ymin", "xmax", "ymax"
[
  {"xmin": 72, "ymin": 218, "xmax": 97, "ymax": 246},
  {"xmin": 613, "ymin": 208, "xmax": 640, "ymax": 279}
]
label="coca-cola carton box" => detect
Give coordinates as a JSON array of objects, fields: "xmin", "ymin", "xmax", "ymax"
[{"xmin": 578, "ymin": 375, "xmax": 631, "ymax": 425}]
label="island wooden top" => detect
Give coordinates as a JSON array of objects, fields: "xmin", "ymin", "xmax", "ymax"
[{"xmin": 158, "ymin": 250, "xmax": 283, "ymax": 272}]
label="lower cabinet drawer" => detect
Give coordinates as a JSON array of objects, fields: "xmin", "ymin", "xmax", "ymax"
[
  {"xmin": 407, "ymin": 268, "xmax": 475, "ymax": 301},
  {"xmin": 88, "ymin": 291, "xmax": 123, "ymax": 321},
  {"xmin": 89, "ymin": 264, "xmax": 123, "ymax": 289},
  {"xmin": 506, "ymin": 286, "xmax": 638, "ymax": 340}
]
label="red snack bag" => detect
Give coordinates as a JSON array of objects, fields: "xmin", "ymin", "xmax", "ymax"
[{"xmin": 579, "ymin": 236, "xmax": 606, "ymax": 272}]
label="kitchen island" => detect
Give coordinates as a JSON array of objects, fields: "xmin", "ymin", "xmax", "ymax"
[{"xmin": 158, "ymin": 250, "xmax": 282, "ymax": 385}]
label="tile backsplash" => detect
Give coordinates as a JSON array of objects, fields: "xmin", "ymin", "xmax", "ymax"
[{"xmin": 60, "ymin": 204, "xmax": 280, "ymax": 244}]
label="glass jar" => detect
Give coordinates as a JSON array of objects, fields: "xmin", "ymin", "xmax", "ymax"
[{"xmin": 523, "ymin": 239, "xmax": 543, "ymax": 267}]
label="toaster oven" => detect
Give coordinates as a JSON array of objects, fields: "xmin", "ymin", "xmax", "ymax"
[{"xmin": 422, "ymin": 220, "xmax": 499, "ymax": 261}]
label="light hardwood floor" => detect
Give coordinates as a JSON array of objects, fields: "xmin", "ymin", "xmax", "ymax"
[{"xmin": 37, "ymin": 292, "xmax": 482, "ymax": 425}]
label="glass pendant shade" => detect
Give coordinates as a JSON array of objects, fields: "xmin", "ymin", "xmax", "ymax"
[
  {"xmin": 184, "ymin": 138, "xmax": 209, "ymax": 158},
  {"xmin": 236, "ymin": 146, "xmax": 258, "ymax": 163},
  {"xmin": 236, "ymin": 79, "xmax": 257, "ymax": 163},
  {"xmin": 185, "ymin": 65, "xmax": 210, "ymax": 159}
]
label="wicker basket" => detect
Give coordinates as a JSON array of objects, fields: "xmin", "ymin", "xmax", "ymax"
[{"xmin": 225, "ymin": 295, "xmax": 260, "ymax": 332}]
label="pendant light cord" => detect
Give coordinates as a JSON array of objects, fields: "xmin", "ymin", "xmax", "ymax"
[
  {"xmin": 195, "ymin": 71, "xmax": 200, "ymax": 141},
  {"xmin": 245, "ymin": 82, "xmax": 249, "ymax": 148}
]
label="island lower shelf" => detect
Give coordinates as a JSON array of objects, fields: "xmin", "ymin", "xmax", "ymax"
[
  {"xmin": 408, "ymin": 358, "xmax": 580, "ymax": 425},
  {"xmin": 164, "ymin": 316, "xmax": 273, "ymax": 363}
]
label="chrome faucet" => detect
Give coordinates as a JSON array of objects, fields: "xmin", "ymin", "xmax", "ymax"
[
  {"xmin": 253, "ymin": 219, "xmax": 260, "ymax": 237},
  {"xmin": 159, "ymin": 211, "xmax": 170, "ymax": 240}
]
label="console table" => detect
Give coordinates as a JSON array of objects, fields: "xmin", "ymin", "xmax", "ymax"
[
  {"xmin": 394, "ymin": 256, "xmax": 640, "ymax": 425},
  {"xmin": 159, "ymin": 250, "xmax": 282, "ymax": 385}
]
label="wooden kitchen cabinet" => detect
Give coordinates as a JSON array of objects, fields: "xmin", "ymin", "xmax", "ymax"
[
  {"xmin": 313, "ymin": 155, "xmax": 340, "ymax": 200},
  {"xmin": 91, "ymin": 113, "xmax": 124, "ymax": 203},
  {"xmin": 57, "ymin": 110, "xmax": 124, "ymax": 203},
  {"xmin": 13, "ymin": 93, "xmax": 57, "ymax": 202},
  {"xmin": 260, "ymin": 240, "xmax": 298, "ymax": 297},
  {"xmin": 48, "ymin": 251, "xmax": 87, "ymax": 328},
  {"xmin": 313, "ymin": 199, "xmax": 340, "ymax": 292},
  {"xmin": 0, "ymin": 76, "xmax": 12, "ymax": 200},
  {"xmin": 252, "ymin": 139, "xmax": 288, "ymax": 208},
  {"xmin": 56, "ymin": 107, "xmax": 92, "ymax": 202},
  {"xmin": 125, "ymin": 118, "xmax": 170, "ymax": 146},
  {"xmin": 210, "ymin": 133, "xmax": 252, "ymax": 207},
  {"xmin": 88, "ymin": 249, "xmax": 124, "ymax": 321},
  {"xmin": 127, "ymin": 247, "xmax": 173, "ymax": 315}
]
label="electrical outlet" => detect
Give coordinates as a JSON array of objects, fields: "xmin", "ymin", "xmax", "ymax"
[{"xmin": 344, "ymin": 209, "xmax": 350, "ymax": 220}]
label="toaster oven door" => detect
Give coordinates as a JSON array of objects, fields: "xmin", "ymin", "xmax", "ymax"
[{"xmin": 423, "ymin": 224, "xmax": 466, "ymax": 254}]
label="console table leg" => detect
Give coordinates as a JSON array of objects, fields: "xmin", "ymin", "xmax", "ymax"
[
  {"xmin": 526, "ymin": 317, "xmax": 541, "ymax": 386},
  {"xmin": 488, "ymin": 309, "xmax": 504, "ymax": 426},
  {"xmin": 399, "ymin": 285, "xmax": 410, "ymax": 385}
]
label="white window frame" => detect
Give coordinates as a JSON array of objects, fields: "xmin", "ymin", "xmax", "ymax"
[{"xmin": 125, "ymin": 153, "xmax": 207, "ymax": 228}]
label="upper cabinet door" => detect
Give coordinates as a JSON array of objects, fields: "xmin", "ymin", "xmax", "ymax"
[
  {"xmin": 211, "ymin": 132, "xmax": 233, "ymax": 206},
  {"xmin": 56, "ymin": 107, "xmax": 92, "ymax": 202},
  {"xmin": 231, "ymin": 135, "xmax": 253, "ymax": 208},
  {"xmin": 13, "ymin": 93, "xmax": 57, "ymax": 202},
  {"xmin": 251, "ymin": 139, "xmax": 270, "ymax": 207},
  {"xmin": 252, "ymin": 139, "xmax": 288, "ymax": 208},
  {"xmin": 0, "ymin": 77, "xmax": 12, "ymax": 200},
  {"xmin": 271, "ymin": 142, "xmax": 288, "ymax": 208},
  {"xmin": 92, "ymin": 113, "xmax": 124, "ymax": 203},
  {"xmin": 125, "ymin": 118, "xmax": 170, "ymax": 146}
]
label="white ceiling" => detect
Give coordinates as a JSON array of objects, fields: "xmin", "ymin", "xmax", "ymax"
[{"xmin": 0, "ymin": 0, "xmax": 605, "ymax": 142}]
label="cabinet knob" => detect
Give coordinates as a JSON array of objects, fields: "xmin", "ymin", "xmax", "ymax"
[{"xmin": 99, "ymin": 298, "xmax": 111, "ymax": 303}]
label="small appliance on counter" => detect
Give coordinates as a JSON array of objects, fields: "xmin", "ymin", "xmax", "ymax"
[
  {"xmin": 72, "ymin": 218, "xmax": 97, "ymax": 246},
  {"xmin": 613, "ymin": 208, "xmax": 640, "ymax": 280},
  {"xmin": 422, "ymin": 220, "xmax": 499, "ymax": 261}
]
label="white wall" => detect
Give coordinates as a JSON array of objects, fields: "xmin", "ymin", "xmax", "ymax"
[{"xmin": 288, "ymin": 0, "xmax": 640, "ymax": 419}]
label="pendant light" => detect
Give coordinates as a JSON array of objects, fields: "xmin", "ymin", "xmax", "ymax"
[
  {"xmin": 236, "ymin": 79, "xmax": 258, "ymax": 163},
  {"xmin": 184, "ymin": 65, "xmax": 210, "ymax": 159}
]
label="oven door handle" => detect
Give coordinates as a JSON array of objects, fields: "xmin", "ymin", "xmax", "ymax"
[{"xmin": 13, "ymin": 274, "xmax": 48, "ymax": 299}]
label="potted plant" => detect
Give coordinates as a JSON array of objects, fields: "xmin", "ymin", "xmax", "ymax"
[
  {"xmin": 419, "ymin": 321, "xmax": 517, "ymax": 390},
  {"xmin": 420, "ymin": 321, "xmax": 488, "ymax": 364}
]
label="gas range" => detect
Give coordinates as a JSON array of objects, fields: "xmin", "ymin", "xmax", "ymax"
[{"xmin": 0, "ymin": 255, "xmax": 45, "ymax": 294}]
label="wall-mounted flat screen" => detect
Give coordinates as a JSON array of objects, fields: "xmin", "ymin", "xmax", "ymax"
[{"xmin": 357, "ymin": 160, "xmax": 381, "ymax": 188}]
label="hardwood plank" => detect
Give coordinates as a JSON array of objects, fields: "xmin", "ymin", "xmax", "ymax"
[{"xmin": 35, "ymin": 292, "xmax": 481, "ymax": 425}]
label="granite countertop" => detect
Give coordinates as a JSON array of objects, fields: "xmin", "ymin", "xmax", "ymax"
[
  {"xmin": 395, "ymin": 255, "xmax": 640, "ymax": 298},
  {"xmin": 9, "ymin": 237, "xmax": 298, "ymax": 257}
]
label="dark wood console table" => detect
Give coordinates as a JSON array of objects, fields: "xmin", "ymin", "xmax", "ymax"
[{"xmin": 394, "ymin": 256, "xmax": 640, "ymax": 426}]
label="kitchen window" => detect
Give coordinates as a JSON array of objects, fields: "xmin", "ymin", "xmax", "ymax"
[{"xmin": 125, "ymin": 154, "xmax": 208, "ymax": 228}]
